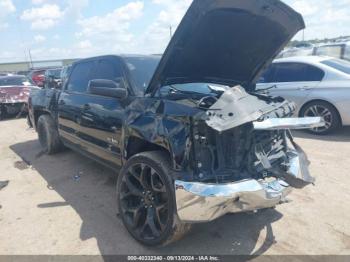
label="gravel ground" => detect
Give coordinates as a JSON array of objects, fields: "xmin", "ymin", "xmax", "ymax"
[{"xmin": 0, "ymin": 118, "xmax": 349, "ymax": 256}]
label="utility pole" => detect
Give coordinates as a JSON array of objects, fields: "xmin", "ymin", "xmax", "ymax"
[
  {"xmin": 28, "ymin": 50, "xmax": 33, "ymax": 69},
  {"xmin": 169, "ymin": 25, "xmax": 173, "ymax": 40}
]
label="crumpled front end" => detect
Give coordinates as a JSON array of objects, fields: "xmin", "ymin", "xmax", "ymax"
[
  {"xmin": 175, "ymin": 86, "xmax": 322, "ymax": 223},
  {"xmin": 175, "ymin": 133, "xmax": 315, "ymax": 223},
  {"xmin": 175, "ymin": 178, "xmax": 291, "ymax": 223}
]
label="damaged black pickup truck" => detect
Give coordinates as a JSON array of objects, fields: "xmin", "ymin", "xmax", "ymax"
[{"xmin": 28, "ymin": 0, "xmax": 324, "ymax": 246}]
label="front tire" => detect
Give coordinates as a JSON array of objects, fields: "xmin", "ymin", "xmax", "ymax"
[
  {"xmin": 37, "ymin": 114, "xmax": 64, "ymax": 154},
  {"xmin": 301, "ymin": 101, "xmax": 341, "ymax": 135},
  {"xmin": 117, "ymin": 151, "xmax": 191, "ymax": 246}
]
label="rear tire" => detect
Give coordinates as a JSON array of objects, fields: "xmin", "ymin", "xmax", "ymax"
[
  {"xmin": 301, "ymin": 101, "xmax": 341, "ymax": 135},
  {"xmin": 117, "ymin": 151, "xmax": 191, "ymax": 246},
  {"xmin": 37, "ymin": 114, "xmax": 64, "ymax": 154}
]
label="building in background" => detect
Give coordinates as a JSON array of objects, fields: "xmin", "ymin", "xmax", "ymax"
[{"xmin": 0, "ymin": 58, "xmax": 78, "ymax": 74}]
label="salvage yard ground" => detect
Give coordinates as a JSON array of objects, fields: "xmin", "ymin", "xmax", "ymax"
[{"xmin": 0, "ymin": 118, "xmax": 349, "ymax": 255}]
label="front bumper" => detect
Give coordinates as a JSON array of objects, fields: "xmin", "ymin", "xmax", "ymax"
[
  {"xmin": 175, "ymin": 132, "xmax": 314, "ymax": 223},
  {"xmin": 175, "ymin": 178, "xmax": 291, "ymax": 223}
]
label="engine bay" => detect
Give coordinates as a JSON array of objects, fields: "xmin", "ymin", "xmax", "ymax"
[{"xmin": 192, "ymin": 121, "xmax": 291, "ymax": 183}]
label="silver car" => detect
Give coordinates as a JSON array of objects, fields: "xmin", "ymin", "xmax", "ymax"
[{"xmin": 257, "ymin": 56, "xmax": 350, "ymax": 134}]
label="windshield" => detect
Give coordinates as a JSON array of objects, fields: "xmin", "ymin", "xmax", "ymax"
[
  {"xmin": 321, "ymin": 59, "xmax": 350, "ymax": 74},
  {"xmin": 0, "ymin": 76, "xmax": 34, "ymax": 87},
  {"xmin": 124, "ymin": 56, "xmax": 161, "ymax": 95}
]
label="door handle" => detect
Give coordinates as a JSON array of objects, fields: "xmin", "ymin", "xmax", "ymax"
[{"xmin": 298, "ymin": 86, "xmax": 311, "ymax": 91}]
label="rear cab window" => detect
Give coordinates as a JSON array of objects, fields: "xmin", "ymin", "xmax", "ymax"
[{"xmin": 260, "ymin": 62, "xmax": 325, "ymax": 83}]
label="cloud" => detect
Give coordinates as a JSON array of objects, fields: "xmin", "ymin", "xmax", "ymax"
[
  {"xmin": 75, "ymin": 1, "xmax": 144, "ymax": 54},
  {"xmin": 30, "ymin": 47, "xmax": 73, "ymax": 60},
  {"xmin": 138, "ymin": 0, "xmax": 191, "ymax": 53},
  {"xmin": 34, "ymin": 34, "xmax": 46, "ymax": 43},
  {"xmin": 20, "ymin": 4, "xmax": 63, "ymax": 30},
  {"xmin": 77, "ymin": 1, "xmax": 143, "ymax": 38},
  {"xmin": 64, "ymin": 0, "xmax": 89, "ymax": 19},
  {"xmin": 31, "ymin": 0, "xmax": 46, "ymax": 5},
  {"xmin": 0, "ymin": 0, "xmax": 16, "ymax": 29},
  {"xmin": 77, "ymin": 40, "xmax": 92, "ymax": 49},
  {"xmin": 284, "ymin": 0, "xmax": 350, "ymax": 40}
]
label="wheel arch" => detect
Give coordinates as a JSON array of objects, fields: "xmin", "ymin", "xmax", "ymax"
[
  {"xmin": 33, "ymin": 109, "xmax": 53, "ymax": 130},
  {"xmin": 125, "ymin": 136, "xmax": 172, "ymax": 166},
  {"xmin": 298, "ymin": 99, "xmax": 343, "ymax": 126}
]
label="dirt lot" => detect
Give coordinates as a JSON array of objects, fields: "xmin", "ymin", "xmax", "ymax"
[{"xmin": 0, "ymin": 118, "xmax": 349, "ymax": 255}]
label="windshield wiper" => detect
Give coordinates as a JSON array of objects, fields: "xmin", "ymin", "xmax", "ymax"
[{"xmin": 167, "ymin": 85, "xmax": 205, "ymax": 96}]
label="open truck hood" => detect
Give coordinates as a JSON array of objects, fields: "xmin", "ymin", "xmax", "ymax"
[{"xmin": 146, "ymin": 0, "xmax": 305, "ymax": 95}]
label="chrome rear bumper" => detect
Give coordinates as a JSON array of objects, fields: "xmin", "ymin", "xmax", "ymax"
[{"xmin": 175, "ymin": 178, "xmax": 291, "ymax": 223}]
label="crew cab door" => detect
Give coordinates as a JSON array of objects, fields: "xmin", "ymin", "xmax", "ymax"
[
  {"xmin": 75, "ymin": 57, "xmax": 126, "ymax": 168},
  {"xmin": 58, "ymin": 60, "xmax": 94, "ymax": 147},
  {"xmin": 257, "ymin": 62, "xmax": 325, "ymax": 112}
]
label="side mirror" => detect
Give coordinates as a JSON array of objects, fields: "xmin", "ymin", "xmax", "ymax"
[{"xmin": 88, "ymin": 79, "xmax": 127, "ymax": 99}]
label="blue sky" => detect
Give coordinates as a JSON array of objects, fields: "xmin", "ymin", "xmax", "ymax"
[{"xmin": 1, "ymin": 0, "xmax": 350, "ymax": 63}]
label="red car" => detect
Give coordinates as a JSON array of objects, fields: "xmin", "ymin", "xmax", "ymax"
[
  {"xmin": 28, "ymin": 70, "xmax": 46, "ymax": 87},
  {"xmin": 0, "ymin": 75, "xmax": 38, "ymax": 119}
]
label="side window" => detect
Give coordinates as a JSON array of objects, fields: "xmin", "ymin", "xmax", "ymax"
[
  {"xmin": 304, "ymin": 65, "xmax": 325, "ymax": 81},
  {"xmin": 272, "ymin": 63, "xmax": 324, "ymax": 83},
  {"xmin": 259, "ymin": 65, "xmax": 276, "ymax": 83},
  {"xmin": 67, "ymin": 61, "xmax": 94, "ymax": 93},
  {"xmin": 90, "ymin": 59, "xmax": 124, "ymax": 87}
]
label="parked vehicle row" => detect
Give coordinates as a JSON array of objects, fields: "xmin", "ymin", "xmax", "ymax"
[
  {"xmin": 0, "ymin": 75, "xmax": 38, "ymax": 119},
  {"xmin": 279, "ymin": 42, "xmax": 350, "ymax": 61},
  {"xmin": 0, "ymin": 65, "xmax": 73, "ymax": 120},
  {"xmin": 28, "ymin": 0, "xmax": 322, "ymax": 247},
  {"xmin": 257, "ymin": 56, "xmax": 350, "ymax": 135}
]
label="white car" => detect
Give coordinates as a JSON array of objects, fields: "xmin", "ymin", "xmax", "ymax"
[{"xmin": 257, "ymin": 56, "xmax": 350, "ymax": 134}]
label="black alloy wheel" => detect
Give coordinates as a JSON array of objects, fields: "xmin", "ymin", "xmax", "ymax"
[{"xmin": 117, "ymin": 151, "xmax": 191, "ymax": 246}]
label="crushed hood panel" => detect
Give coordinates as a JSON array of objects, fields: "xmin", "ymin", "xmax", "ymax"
[
  {"xmin": 147, "ymin": 0, "xmax": 305, "ymax": 94},
  {"xmin": 205, "ymin": 86, "xmax": 291, "ymax": 132}
]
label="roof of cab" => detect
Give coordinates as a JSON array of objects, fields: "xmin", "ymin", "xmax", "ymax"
[
  {"xmin": 74, "ymin": 54, "xmax": 161, "ymax": 64},
  {"xmin": 274, "ymin": 56, "xmax": 333, "ymax": 64}
]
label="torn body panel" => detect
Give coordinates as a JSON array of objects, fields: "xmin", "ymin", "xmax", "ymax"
[
  {"xmin": 175, "ymin": 178, "xmax": 291, "ymax": 223},
  {"xmin": 123, "ymin": 98, "xmax": 200, "ymax": 172},
  {"xmin": 205, "ymin": 86, "xmax": 296, "ymax": 132}
]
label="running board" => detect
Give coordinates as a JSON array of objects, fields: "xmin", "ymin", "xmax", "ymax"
[{"xmin": 253, "ymin": 117, "xmax": 325, "ymax": 130}]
